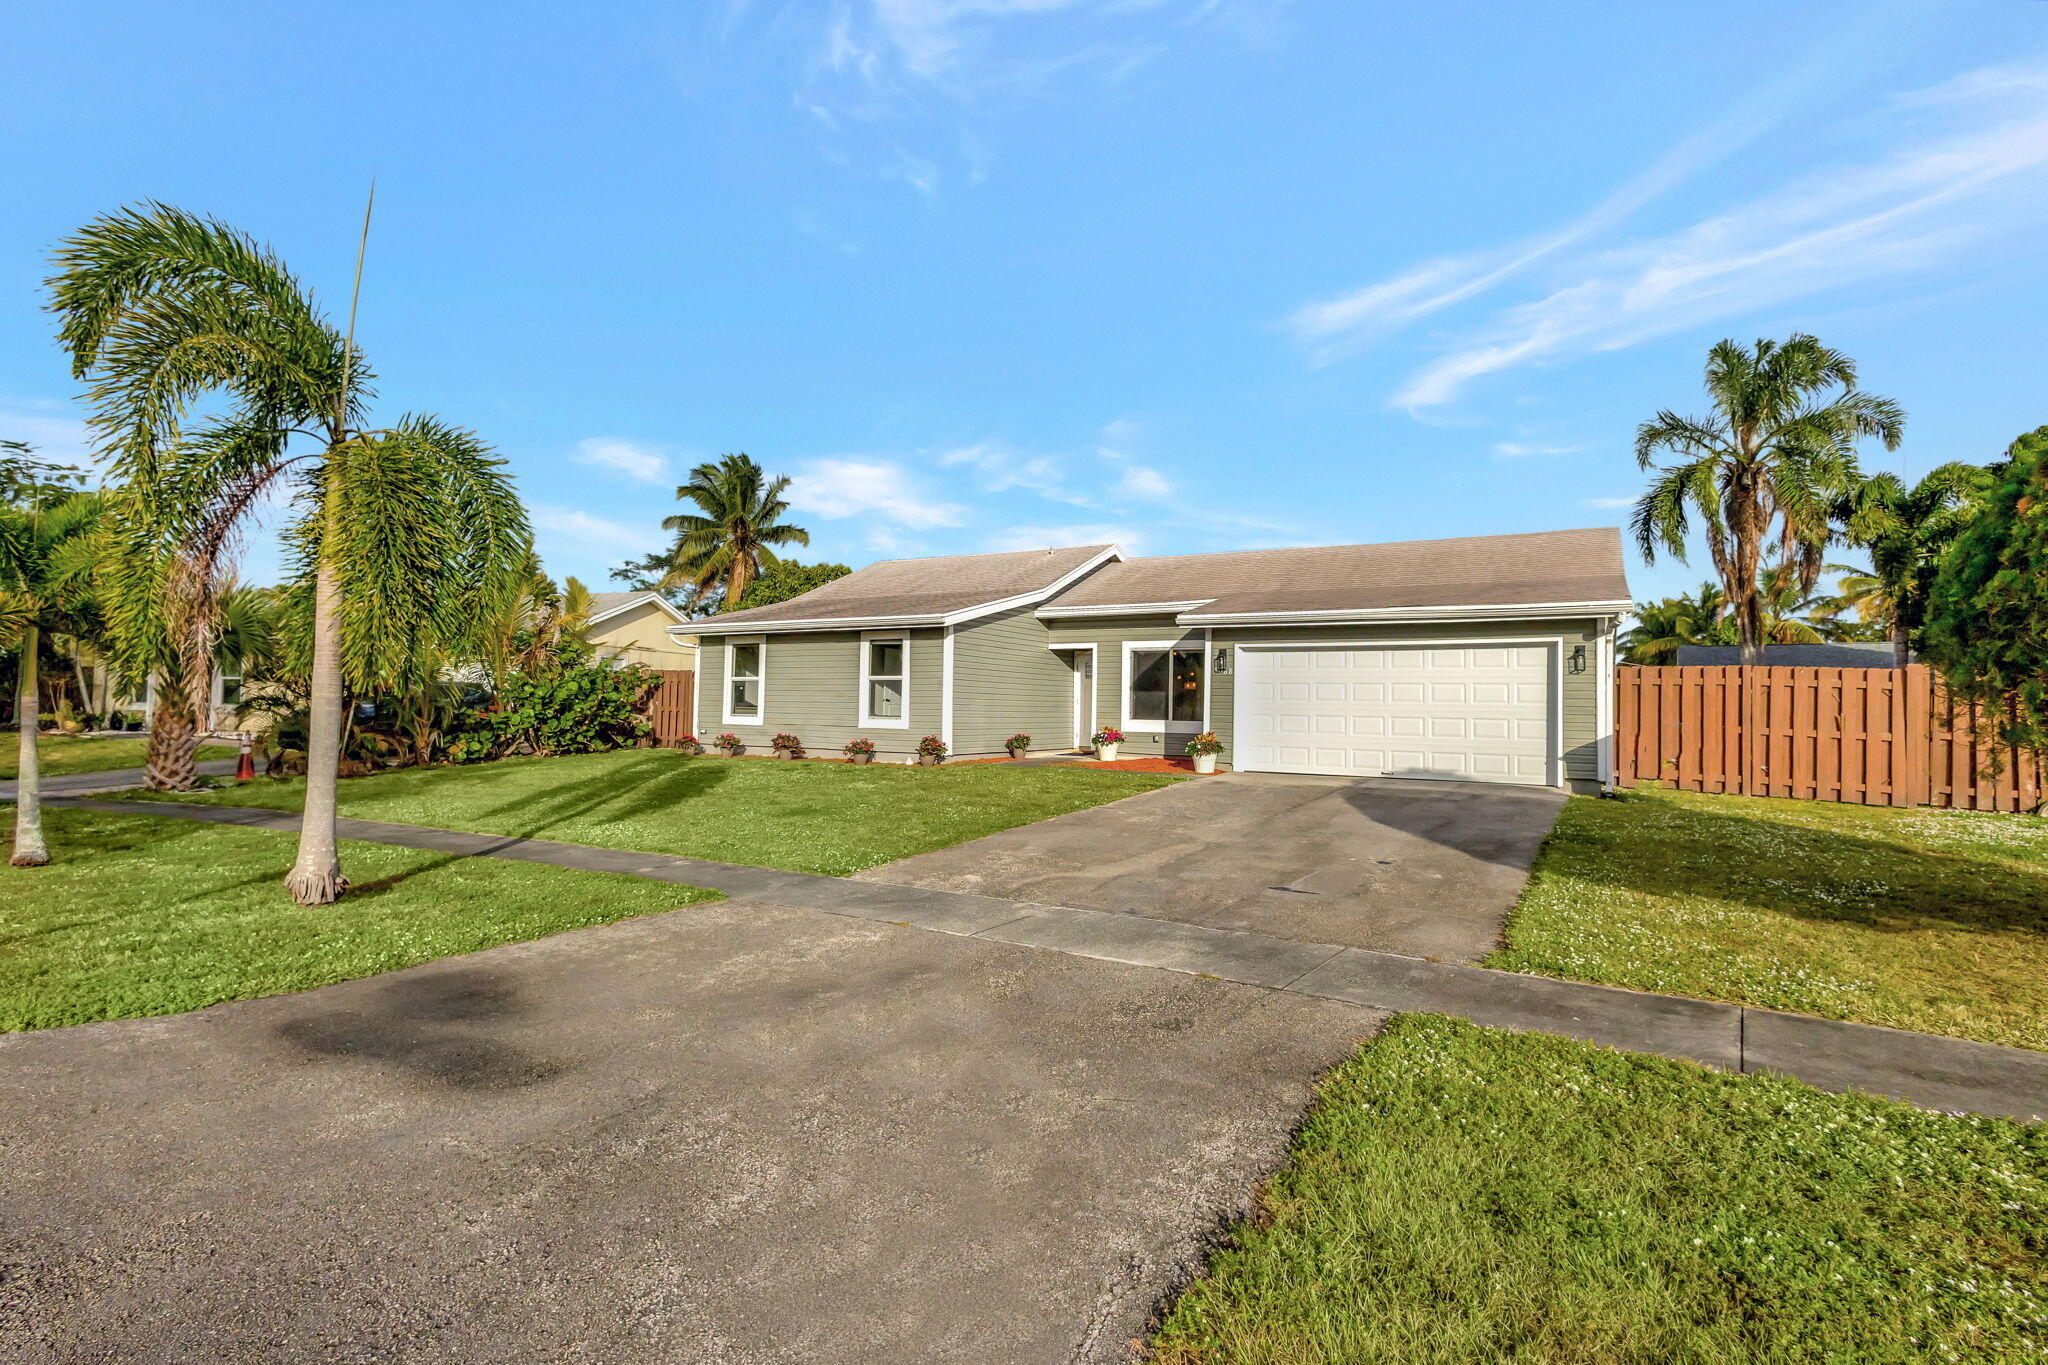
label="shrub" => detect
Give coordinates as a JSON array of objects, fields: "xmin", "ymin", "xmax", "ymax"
[
  {"xmin": 1006, "ymin": 732, "xmax": 1031, "ymax": 751},
  {"xmin": 771, "ymin": 732, "xmax": 804, "ymax": 754},
  {"xmin": 1185, "ymin": 731, "xmax": 1224, "ymax": 756},
  {"xmin": 916, "ymin": 734, "xmax": 948, "ymax": 759},
  {"xmin": 442, "ymin": 642, "xmax": 655, "ymax": 763}
]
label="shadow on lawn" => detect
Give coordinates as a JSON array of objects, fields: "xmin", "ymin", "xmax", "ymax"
[
  {"xmin": 474, "ymin": 750, "xmax": 730, "ymax": 844},
  {"xmin": 1553, "ymin": 790, "xmax": 2048, "ymax": 940},
  {"xmin": 277, "ymin": 965, "xmax": 558, "ymax": 1091}
]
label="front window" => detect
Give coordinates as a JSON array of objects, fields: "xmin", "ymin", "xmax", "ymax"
[
  {"xmin": 729, "ymin": 641, "xmax": 762, "ymax": 719},
  {"xmin": 865, "ymin": 638, "xmax": 905, "ymax": 722},
  {"xmin": 1129, "ymin": 645, "xmax": 1204, "ymax": 728},
  {"xmin": 220, "ymin": 670, "xmax": 244, "ymax": 708}
]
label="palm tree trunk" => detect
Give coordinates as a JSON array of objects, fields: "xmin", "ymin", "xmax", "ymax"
[
  {"xmin": 1892, "ymin": 620, "xmax": 1910, "ymax": 670},
  {"xmin": 10, "ymin": 625, "xmax": 50, "ymax": 867},
  {"xmin": 144, "ymin": 678, "xmax": 199, "ymax": 791},
  {"xmin": 1731, "ymin": 490, "xmax": 1767, "ymax": 667},
  {"xmin": 286, "ymin": 556, "xmax": 348, "ymax": 905}
]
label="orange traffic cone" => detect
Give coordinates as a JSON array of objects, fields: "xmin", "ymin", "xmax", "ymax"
[{"xmin": 235, "ymin": 735, "xmax": 256, "ymax": 782}]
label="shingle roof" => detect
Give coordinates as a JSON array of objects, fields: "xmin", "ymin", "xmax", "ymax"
[
  {"xmin": 1676, "ymin": 643, "xmax": 1898, "ymax": 668},
  {"xmin": 586, "ymin": 591, "xmax": 684, "ymax": 624},
  {"xmin": 705, "ymin": 545, "xmax": 1116, "ymax": 628},
  {"xmin": 1041, "ymin": 528, "xmax": 1629, "ymax": 617}
]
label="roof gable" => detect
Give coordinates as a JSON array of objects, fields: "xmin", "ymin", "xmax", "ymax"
[{"xmin": 702, "ymin": 544, "xmax": 1117, "ymax": 630}]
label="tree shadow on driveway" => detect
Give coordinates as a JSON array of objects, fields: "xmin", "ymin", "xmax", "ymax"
[{"xmin": 275, "ymin": 966, "xmax": 561, "ymax": 1091}]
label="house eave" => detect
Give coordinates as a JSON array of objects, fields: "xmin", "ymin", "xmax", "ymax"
[
  {"xmin": 1181, "ymin": 599, "xmax": 1634, "ymax": 626},
  {"xmin": 1035, "ymin": 600, "xmax": 1214, "ymax": 620}
]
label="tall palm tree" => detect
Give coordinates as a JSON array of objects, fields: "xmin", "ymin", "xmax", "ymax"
[
  {"xmin": 1633, "ymin": 335, "xmax": 1904, "ymax": 664},
  {"xmin": 658, "ymin": 454, "xmax": 809, "ymax": 607},
  {"xmin": 0, "ymin": 492, "xmax": 103, "ymax": 866},
  {"xmin": 1829, "ymin": 462, "xmax": 1989, "ymax": 668},
  {"xmin": 50, "ymin": 203, "xmax": 529, "ymax": 904}
]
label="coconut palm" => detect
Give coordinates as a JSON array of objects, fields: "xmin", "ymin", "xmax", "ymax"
[
  {"xmin": 1633, "ymin": 335, "xmax": 1904, "ymax": 665},
  {"xmin": 1829, "ymin": 462, "xmax": 1990, "ymax": 668},
  {"xmin": 1620, "ymin": 583, "xmax": 1728, "ymax": 665},
  {"xmin": 50, "ymin": 203, "xmax": 529, "ymax": 904},
  {"xmin": 0, "ymin": 492, "xmax": 104, "ymax": 866},
  {"xmin": 657, "ymin": 454, "xmax": 809, "ymax": 606}
]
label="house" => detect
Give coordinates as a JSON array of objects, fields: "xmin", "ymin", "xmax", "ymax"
[
  {"xmin": 1675, "ymin": 643, "xmax": 1899, "ymax": 668},
  {"xmin": 585, "ymin": 592, "xmax": 697, "ymax": 673},
  {"xmin": 679, "ymin": 528, "xmax": 1630, "ymax": 791}
]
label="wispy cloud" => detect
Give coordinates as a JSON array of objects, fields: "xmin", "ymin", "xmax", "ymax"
[
  {"xmin": 1288, "ymin": 50, "xmax": 2048, "ymax": 411},
  {"xmin": 1583, "ymin": 496, "xmax": 1636, "ymax": 509},
  {"xmin": 986, "ymin": 521, "xmax": 1143, "ymax": 554},
  {"xmin": 0, "ymin": 397, "xmax": 97, "ymax": 471},
  {"xmin": 1493, "ymin": 441, "xmax": 1580, "ymax": 458},
  {"xmin": 575, "ymin": 437, "xmax": 670, "ymax": 483},
  {"xmin": 531, "ymin": 506, "xmax": 668, "ymax": 559},
  {"xmin": 786, "ymin": 456, "xmax": 967, "ymax": 527},
  {"xmin": 939, "ymin": 439, "xmax": 1091, "ymax": 504}
]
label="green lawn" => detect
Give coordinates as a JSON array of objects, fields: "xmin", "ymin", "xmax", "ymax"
[
  {"xmin": 1, "ymin": 732, "xmax": 236, "ymax": 780},
  {"xmin": 135, "ymin": 748, "xmax": 1185, "ymax": 876},
  {"xmin": 0, "ymin": 808, "xmax": 719, "ymax": 1032},
  {"xmin": 1488, "ymin": 788, "xmax": 2048, "ymax": 1050},
  {"xmin": 1152, "ymin": 1015, "xmax": 2048, "ymax": 1365}
]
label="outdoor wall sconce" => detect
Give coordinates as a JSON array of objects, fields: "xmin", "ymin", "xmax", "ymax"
[
  {"xmin": 1214, "ymin": 647, "xmax": 1232, "ymax": 675},
  {"xmin": 1569, "ymin": 645, "xmax": 1587, "ymax": 674}
]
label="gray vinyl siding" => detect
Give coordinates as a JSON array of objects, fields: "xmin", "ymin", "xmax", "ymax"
[
  {"xmin": 1209, "ymin": 618, "xmax": 1605, "ymax": 782},
  {"xmin": 949, "ymin": 605, "xmax": 1074, "ymax": 756},
  {"xmin": 1043, "ymin": 613, "xmax": 1203, "ymax": 758},
  {"xmin": 694, "ymin": 628, "xmax": 942, "ymax": 760}
]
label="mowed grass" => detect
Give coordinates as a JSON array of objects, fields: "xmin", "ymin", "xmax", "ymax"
[
  {"xmin": 137, "ymin": 748, "xmax": 1185, "ymax": 876},
  {"xmin": 1, "ymin": 732, "xmax": 235, "ymax": 780},
  {"xmin": 1488, "ymin": 787, "xmax": 2048, "ymax": 1050},
  {"xmin": 0, "ymin": 808, "xmax": 719, "ymax": 1031},
  {"xmin": 1151, "ymin": 1015, "xmax": 2048, "ymax": 1365}
]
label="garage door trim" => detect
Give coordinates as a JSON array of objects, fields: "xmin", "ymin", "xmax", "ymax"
[{"xmin": 1233, "ymin": 635, "xmax": 1565, "ymax": 787}]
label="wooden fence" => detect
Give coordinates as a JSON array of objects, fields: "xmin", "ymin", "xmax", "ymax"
[
  {"xmin": 1615, "ymin": 664, "xmax": 2044, "ymax": 813},
  {"xmin": 644, "ymin": 669, "xmax": 697, "ymax": 745}
]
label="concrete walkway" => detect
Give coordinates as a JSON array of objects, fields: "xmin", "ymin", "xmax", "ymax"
[
  {"xmin": 1, "ymin": 757, "xmax": 238, "ymax": 799},
  {"xmin": 56, "ymin": 796, "xmax": 2048, "ymax": 1122}
]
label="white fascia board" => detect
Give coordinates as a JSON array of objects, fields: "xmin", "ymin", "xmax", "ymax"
[
  {"xmin": 589, "ymin": 593, "xmax": 689, "ymax": 628},
  {"xmin": 1035, "ymin": 600, "xmax": 1214, "ymax": 620},
  {"xmin": 942, "ymin": 546, "xmax": 1124, "ymax": 625},
  {"xmin": 1179, "ymin": 599, "xmax": 1635, "ymax": 626}
]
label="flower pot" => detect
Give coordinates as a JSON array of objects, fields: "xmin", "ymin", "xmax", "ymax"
[
  {"xmin": 772, "ymin": 749, "xmax": 800, "ymax": 760},
  {"xmin": 846, "ymin": 751, "xmax": 873, "ymax": 764},
  {"xmin": 1095, "ymin": 743, "xmax": 1119, "ymax": 762},
  {"xmin": 1193, "ymin": 753, "xmax": 1217, "ymax": 774},
  {"xmin": 1007, "ymin": 747, "xmax": 1028, "ymax": 761},
  {"xmin": 717, "ymin": 745, "xmax": 744, "ymax": 758},
  {"xmin": 917, "ymin": 754, "xmax": 943, "ymax": 766},
  {"xmin": 676, "ymin": 743, "xmax": 702, "ymax": 756}
]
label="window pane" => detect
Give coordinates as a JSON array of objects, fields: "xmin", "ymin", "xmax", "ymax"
[
  {"xmin": 1171, "ymin": 648, "xmax": 1205, "ymax": 722},
  {"xmin": 731, "ymin": 643, "xmax": 760, "ymax": 679},
  {"xmin": 869, "ymin": 639, "xmax": 903, "ymax": 677},
  {"xmin": 731, "ymin": 678, "xmax": 760, "ymax": 715},
  {"xmin": 869, "ymin": 677, "xmax": 903, "ymax": 719},
  {"xmin": 1129, "ymin": 649, "xmax": 1168, "ymax": 722}
]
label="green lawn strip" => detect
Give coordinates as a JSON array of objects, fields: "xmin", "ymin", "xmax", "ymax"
[
  {"xmin": 1487, "ymin": 787, "xmax": 2048, "ymax": 1051},
  {"xmin": 1, "ymin": 808, "xmax": 720, "ymax": 1032},
  {"xmin": 1, "ymin": 733, "xmax": 237, "ymax": 780},
  {"xmin": 129, "ymin": 748, "xmax": 1186, "ymax": 876},
  {"xmin": 1152, "ymin": 1015, "xmax": 2048, "ymax": 1365}
]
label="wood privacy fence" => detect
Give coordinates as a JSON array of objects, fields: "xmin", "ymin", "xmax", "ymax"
[
  {"xmin": 1615, "ymin": 665, "xmax": 2044, "ymax": 813},
  {"xmin": 644, "ymin": 669, "xmax": 697, "ymax": 744}
]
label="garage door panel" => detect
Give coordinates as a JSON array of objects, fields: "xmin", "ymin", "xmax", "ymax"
[{"xmin": 1238, "ymin": 643, "xmax": 1554, "ymax": 786}]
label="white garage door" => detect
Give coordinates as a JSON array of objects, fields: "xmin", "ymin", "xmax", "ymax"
[{"xmin": 1236, "ymin": 644, "xmax": 1556, "ymax": 786}]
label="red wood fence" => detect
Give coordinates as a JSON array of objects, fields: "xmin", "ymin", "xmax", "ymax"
[
  {"xmin": 644, "ymin": 669, "xmax": 697, "ymax": 745},
  {"xmin": 1615, "ymin": 665, "xmax": 2044, "ymax": 813}
]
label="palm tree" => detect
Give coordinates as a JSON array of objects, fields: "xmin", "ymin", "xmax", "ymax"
[
  {"xmin": 50, "ymin": 203, "xmax": 529, "ymax": 904},
  {"xmin": 1633, "ymin": 335, "xmax": 1904, "ymax": 665},
  {"xmin": 0, "ymin": 492, "xmax": 103, "ymax": 866},
  {"xmin": 657, "ymin": 454, "xmax": 809, "ymax": 607},
  {"xmin": 1829, "ymin": 462, "xmax": 1989, "ymax": 668},
  {"xmin": 1620, "ymin": 583, "xmax": 1728, "ymax": 665}
]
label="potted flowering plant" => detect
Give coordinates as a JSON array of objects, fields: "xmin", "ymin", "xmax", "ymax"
[
  {"xmin": 915, "ymin": 734, "xmax": 949, "ymax": 766},
  {"xmin": 1091, "ymin": 727, "xmax": 1124, "ymax": 762},
  {"xmin": 713, "ymin": 733, "xmax": 744, "ymax": 757},
  {"xmin": 1005, "ymin": 732, "xmax": 1031, "ymax": 759},
  {"xmin": 843, "ymin": 737, "xmax": 877, "ymax": 765},
  {"xmin": 672, "ymin": 734, "xmax": 702, "ymax": 755},
  {"xmin": 771, "ymin": 732, "xmax": 805, "ymax": 759},
  {"xmin": 1185, "ymin": 731, "xmax": 1224, "ymax": 775}
]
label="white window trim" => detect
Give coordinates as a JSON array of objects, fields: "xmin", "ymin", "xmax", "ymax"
[
  {"xmin": 858, "ymin": 630, "xmax": 912, "ymax": 729},
  {"xmin": 1121, "ymin": 639, "xmax": 1205, "ymax": 735},
  {"xmin": 722, "ymin": 635, "xmax": 767, "ymax": 726}
]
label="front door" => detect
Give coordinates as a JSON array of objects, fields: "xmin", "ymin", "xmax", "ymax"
[{"xmin": 1070, "ymin": 648, "xmax": 1095, "ymax": 749}]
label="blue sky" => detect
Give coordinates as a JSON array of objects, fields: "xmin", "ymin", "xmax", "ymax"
[{"xmin": 5, "ymin": 1, "xmax": 2047, "ymax": 604}]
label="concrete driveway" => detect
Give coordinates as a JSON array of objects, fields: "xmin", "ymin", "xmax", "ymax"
[
  {"xmin": 2, "ymin": 897, "xmax": 1373, "ymax": 1364},
  {"xmin": 859, "ymin": 773, "xmax": 1569, "ymax": 963}
]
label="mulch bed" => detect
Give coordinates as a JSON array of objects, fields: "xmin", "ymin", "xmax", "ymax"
[{"xmin": 1056, "ymin": 756, "xmax": 1204, "ymax": 774}]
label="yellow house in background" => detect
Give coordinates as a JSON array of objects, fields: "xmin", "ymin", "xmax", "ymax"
[{"xmin": 585, "ymin": 592, "xmax": 698, "ymax": 674}]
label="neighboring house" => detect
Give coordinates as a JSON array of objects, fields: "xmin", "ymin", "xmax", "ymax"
[
  {"xmin": 585, "ymin": 591, "xmax": 697, "ymax": 673},
  {"xmin": 682, "ymin": 528, "xmax": 1630, "ymax": 791},
  {"xmin": 1675, "ymin": 643, "xmax": 1901, "ymax": 668}
]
